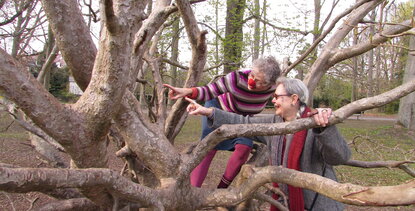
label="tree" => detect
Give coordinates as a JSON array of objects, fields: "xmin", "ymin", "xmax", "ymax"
[
  {"xmin": 398, "ymin": 33, "xmax": 415, "ymax": 130},
  {"xmin": 397, "ymin": 2, "xmax": 415, "ymax": 130},
  {"xmin": 0, "ymin": 0, "xmax": 414, "ymax": 210},
  {"xmin": 223, "ymin": 0, "xmax": 246, "ymax": 73}
]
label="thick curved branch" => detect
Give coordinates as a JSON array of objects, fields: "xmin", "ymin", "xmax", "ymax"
[
  {"xmin": 200, "ymin": 166, "xmax": 415, "ymax": 207},
  {"xmin": 114, "ymin": 92, "xmax": 181, "ymax": 178},
  {"xmin": 0, "ymin": 167, "xmax": 162, "ymax": 208},
  {"xmin": 73, "ymin": 0, "xmax": 150, "ymax": 151},
  {"xmin": 0, "ymin": 49, "xmax": 83, "ymax": 146},
  {"xmin": 133, "ymin": 2, "xmax": 174, "ymax": 56},
  {"xmin": 183, "ymin": 78, "xmax": 415, "ymax": 177},
  {"xmin": 102, "ymin": 0, "xmax": 119, "ymax": 34},
  {"xmin": 41, "ymin": 0, "xmax": 96, "ymax": 90}
]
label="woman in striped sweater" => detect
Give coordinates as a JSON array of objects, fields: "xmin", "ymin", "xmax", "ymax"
[{"xmin": 164, "ymin": 56, "xmax": 281, "ymax": 188}]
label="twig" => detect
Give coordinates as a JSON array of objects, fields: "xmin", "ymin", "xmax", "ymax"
[
  {"xmin": 120, "ymin": 162, "xmax": 128, "ymax": 176},
  {"xmin": 116, "ymin": 146, "xmax": 133, "ymax": 157},
  {"xmin": 254, "ymin": 192, "xmax": 288, "ymax": 211},
  {"xmin": 398, "ymin": 165, "xmax": 415, "ymax": 177},
  {"xmin": 0, "ymin": 119, "xmax": 14, "ymax": 133},
  {"xmin": 26, "ymin": 197, "xmax": 39, "ymax": 211},
  {"xmin": 284, "ymin": 0, "xmax": 373, "ymax": 74},
  {"xmin": 264, "ymin": 184, "xmax": 288, "ymax": 207}
]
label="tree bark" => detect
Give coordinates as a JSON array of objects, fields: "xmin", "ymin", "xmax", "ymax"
[
  {"xmin": 252, "ymin": 0, "xmax": 260, "ymax": 61},
  {"xmin": 223, "ymin": 0, "xmax": 246, "ymax": 73},
  {"xmin": 398, "ymin": 35, "xmax": 415, "ymax": 130}
]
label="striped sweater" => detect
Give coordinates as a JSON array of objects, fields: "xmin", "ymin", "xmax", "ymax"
[{"xmin": 193, "ymin": 70, "xmax": 276, "ymax": 115}]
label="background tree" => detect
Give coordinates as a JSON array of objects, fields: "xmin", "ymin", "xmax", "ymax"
[
  {"xmin": 0, "ymin": 0, "xmax": 414, "ymax": 210},
  {"xmin": 398, "ymin": 32, "xmax": 415, "ymax": 130},
  {"xmin": 223, "ymin": 0, "xmax": 246, "ymax": 73}
]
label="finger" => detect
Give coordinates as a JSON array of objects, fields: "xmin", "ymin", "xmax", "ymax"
[
  {"xmin": 189, "ymin": 108, "xmax": 199, "ymax": 115},
  {"xmin": 163, "ymin": 84, "xmax": 175, "ymax": 90},
  {"xmin": 186, "ymin": 104, "xmax": 195, "ymax": 112},
  {"xmin": 307, "ymin": 109, "xmax": 319, "ymax": 117},
  {"xmin": 185, "ymin": 97, "xmax": 197, "ymax": 104},
  {"xmin": 319, "ymin": 109, "xmax": 328, "ymax": 126},
  {"xmin": 168, "ymin": 90, "xmax": 177, "ymax": 99},
  {"xmin": 315, "ymin": 110, "xmax": 325, "ymax": 126},
  {"xmin": 316, "ymin": 114, "xmax": 324, "ymax": 126},
  {"xmin": 324, "ymin": 109, "xmax": 332, "ymax": 124}
]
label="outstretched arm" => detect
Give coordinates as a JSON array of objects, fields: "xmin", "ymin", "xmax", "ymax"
[{"xmin": 163, "ymin": 84, "xmax": 193, "ymax": 100}]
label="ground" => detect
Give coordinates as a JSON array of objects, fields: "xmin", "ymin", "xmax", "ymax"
[{"xmin": 0, "ymin": 110, "xmax": 414, "ymax": 210}]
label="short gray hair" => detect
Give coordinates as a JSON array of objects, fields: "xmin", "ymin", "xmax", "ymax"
[
  {"xmin": 276, "ymin": 77, "xmax": 309, "ymax": 105},
  {"xmin": 253, "ymin": 56, "xmax": 281, "ymax": 85}
]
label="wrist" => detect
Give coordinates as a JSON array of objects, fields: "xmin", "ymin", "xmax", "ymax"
[{"xmin": 187, "ymin": 87, "xmax": 198, "ymax": 99}]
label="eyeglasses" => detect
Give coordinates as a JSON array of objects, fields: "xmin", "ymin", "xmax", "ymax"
[{"xmin": 272, "ymin": 93, "xmax": 291, "ymax": 100}]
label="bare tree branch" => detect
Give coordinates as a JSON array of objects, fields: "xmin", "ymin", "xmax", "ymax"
[
  {"xmin": 304, "ymin": 0, "xmax": 385, "ymax": 99},
  {"xmin": 0, "ymin": 167, "xmax": 163, "ymax": 209},
  {"xmin": 37, "ymin": 43, "xmax": 59, "ymax": 84},
  {"xmin": 162, "ymin": 58, "xmax": 189, "ymax": 70},
  {"xmin": 200, "ymin": 165, "xmax": 415, "ymax": 207},
  {"xmin": 183, "ymin": 78, "xmax": 415, "ymax": 176},
  {"xmin": 102, "ymin": 0, "xmax": 118, "ymax": 34},
  {"xmin": 250, "ymin": 14, "xmax": 310, "ymax": 36},
  {"xmin": 165, "ymin": 0, "xmax": 208, "ymax": 141},
  {"xmin": 329, "ymin": 19, "xmax": 413, "ymax": 65},
  {"xmin": 254, "ymin": 192, "xmax": 288, "ymax": 211},
  {"xmin": 284, "ymin": 0, "xmax": 374, "ymax": 74},
  {"xmin": 41, "ymin": 0, "xmax": 96, "ymax": 90},
  {"xmin": 115, "ymin": 92, "xmax": 181, "ymax": 178},
  {"xmin": 0, "ymin": 0, "xmax": 33, "ymax": 26},
  {"xmin": 32, "ymin": 198, "xmax": 99, "ymax": 211},
  {"xmin": 346, "ymin": 160, "xmax": 415, "ymax": 170},
  {"xmin": 399, "ymin": 165, "xmax": 415, "ymax": 177}
]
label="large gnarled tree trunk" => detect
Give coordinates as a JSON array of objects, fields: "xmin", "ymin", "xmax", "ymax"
[{"xmin": 0, "ymin": 0, "xmax": 414, "ymax": 210}]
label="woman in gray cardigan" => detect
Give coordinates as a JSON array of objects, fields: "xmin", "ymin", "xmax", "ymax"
[{"xmin": 185, "ymin": 77, "xmax": 351, "ymax": 211}]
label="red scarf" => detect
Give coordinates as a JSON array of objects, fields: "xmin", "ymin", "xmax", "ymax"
[{"xmin": 271, "ymin": 106, "xmax": 311, "ymax": 211}]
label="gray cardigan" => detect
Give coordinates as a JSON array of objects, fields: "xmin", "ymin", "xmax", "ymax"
[{"xmin": 208, "ymin": 109, "xmax": 351, "ymax": 211}]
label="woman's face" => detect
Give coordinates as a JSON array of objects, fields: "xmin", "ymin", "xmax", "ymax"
[
  {"xmin": 248, "ymin": 68, "xmax": 271, "ymax": 91},
  {"xmin": 271, "ymin": 84, "xmax": 297, "ymax": 119}
]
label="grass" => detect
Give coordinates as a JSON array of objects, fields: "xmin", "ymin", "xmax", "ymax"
[
  {"xmin": 0, "ymin": 113, "xmax": 27, "ymax": 139},
  {"xmin": 336, "ymin": 120, "xmax": 415, "ymax": 186}
]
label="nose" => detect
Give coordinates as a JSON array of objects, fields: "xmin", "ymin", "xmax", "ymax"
[{"xmin": 271, "ymin": 97, "xmax": 276, "ymax": 104}]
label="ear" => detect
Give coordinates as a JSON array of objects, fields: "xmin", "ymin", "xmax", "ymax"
[{"xmin": 291, "ymin": 94, "xmax": 299, "ymax": 105}]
